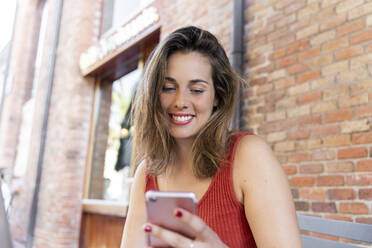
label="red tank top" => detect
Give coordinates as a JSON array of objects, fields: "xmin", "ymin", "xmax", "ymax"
[{"xmin": 145, "ymin": 132, "xmax": 257, "ymax": 247}]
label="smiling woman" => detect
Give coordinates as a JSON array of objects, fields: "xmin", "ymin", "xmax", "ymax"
[
  {"xmin": 160, "ymin": 52, "xmax": 216, "ymax": 141},
  {"xmin": 121, "ymin": 26, "xmax": 302, "ymax": 248}
]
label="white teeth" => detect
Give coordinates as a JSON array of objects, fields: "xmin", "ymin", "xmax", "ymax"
[{"xmin": 172, "ymin": 115, "xmax": 192, "ymax": 122}]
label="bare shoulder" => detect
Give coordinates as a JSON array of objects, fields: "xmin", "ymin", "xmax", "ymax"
[
  {"xmin": 233, "ymin": 134, "xmax": 283, "ymax": 191},
  {"xmin": 133, "ymin": 159, "xmax": 148, "ymax": 183},
  {"xmin": 234, "ymin": 134, "xmax": 302, "ymax": 247}
]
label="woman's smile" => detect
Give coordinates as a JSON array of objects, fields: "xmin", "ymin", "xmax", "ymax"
[{"xmin": 169, "ymin": 113, "xmax": 195, "ymax": 125}]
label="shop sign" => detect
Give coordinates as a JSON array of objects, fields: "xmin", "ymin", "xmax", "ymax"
[{"xmin": 80, "ymin": 7, "xmax": 159, "ymax": 74}]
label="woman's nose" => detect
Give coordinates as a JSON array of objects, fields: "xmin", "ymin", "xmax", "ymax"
[{"xmin": 174, "ymin": 91, "xmax": 188, "ymax": 110}]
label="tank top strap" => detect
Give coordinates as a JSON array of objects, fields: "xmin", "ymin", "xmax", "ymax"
[{"xmin": 199, "ymin": 131, "xmax": 254, "ymax": 208}]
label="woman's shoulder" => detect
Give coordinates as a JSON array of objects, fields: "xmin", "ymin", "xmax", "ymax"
[
  {"xmin": 132, "ymin": 159, "xmax": 149, "ymax": 185},
  {"xmin": 233, "ymin": 133, "xmax": 279, "ymax": 176}
]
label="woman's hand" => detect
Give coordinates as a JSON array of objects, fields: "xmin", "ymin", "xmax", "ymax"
[{"xmin": 143, "ymin": 208, "xmax": 228, "ymax": 248}]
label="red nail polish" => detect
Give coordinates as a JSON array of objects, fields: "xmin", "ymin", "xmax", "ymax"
[
  {"xmin": 176, "ymin": 210, "xmax": 183, "ymax": 218},
  {"xmin": 144, "ymin": 225, "xmax": 152, "ymax": 232}
]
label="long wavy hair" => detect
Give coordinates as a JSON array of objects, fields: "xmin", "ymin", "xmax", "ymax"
[{"xmin": 131, "ymin": 26, "xmax": 242, "ymax": 178}]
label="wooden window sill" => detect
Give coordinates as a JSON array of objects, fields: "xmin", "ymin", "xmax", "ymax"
[{"xmin": 82, "ymin": 199, "xmax": 128, "ymax": 217}]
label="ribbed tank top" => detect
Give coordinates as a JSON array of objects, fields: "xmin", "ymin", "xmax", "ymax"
[{"xmin": 145, "ymin": 132, "xmax": 257, "ymax": 247}]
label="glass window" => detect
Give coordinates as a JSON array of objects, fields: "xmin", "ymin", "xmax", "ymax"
[
  {"xmin": 101, "ymin": 0, "xmax": 155, "ymax": 35},
  {"xmin": 88, "ymin": 67, "xmax": 141, "ymax": 203}
]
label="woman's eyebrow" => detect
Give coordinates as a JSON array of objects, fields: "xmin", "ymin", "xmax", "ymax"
[
  {"xmin": 164, "ymin": 76, "xmax": 176, "ymax": 82},
  {"xmin": 165, "ymin": 76, "xmax": 209, "ymax": 85},
  {"xmin": 190, "ymin": 79, "xmax": 209, "ymax": 85}
]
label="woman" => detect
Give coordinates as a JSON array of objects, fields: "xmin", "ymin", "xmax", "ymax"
[{"xmin": 121, "ymin": 26, "xmax": 302, "ymax": 248}]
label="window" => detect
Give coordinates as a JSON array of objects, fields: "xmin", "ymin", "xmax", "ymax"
[
  {"xmin": 87, "ymin": 65, "xmax": 141, "ymax": 203},
  {"xmin": 101, "ymin": 0, "xmax": 155, "ymax": 35}
]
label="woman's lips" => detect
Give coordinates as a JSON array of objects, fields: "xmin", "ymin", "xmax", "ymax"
[{"xmin": 169, "ymin": 114, "xmax": 194, "ymax": 125}]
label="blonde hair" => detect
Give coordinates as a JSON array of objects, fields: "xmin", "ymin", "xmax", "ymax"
[{"xmin": 131, "ymin": 26, "xmax": 242, "ymax": 178}]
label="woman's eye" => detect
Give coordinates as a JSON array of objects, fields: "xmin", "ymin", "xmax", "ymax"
[
  {"xmin": 162, "ymin": 87, "xmax": 175, "ymax": 92},
  {"xmin": 192, "ymin": 89, "xmax": 204, "ymax": 94}
]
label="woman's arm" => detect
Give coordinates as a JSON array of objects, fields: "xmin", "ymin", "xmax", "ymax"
[
  {"xmin": 120, "ymin": 160, "xmax": 147, "ymax": 248},
  {"xmin": 234, "ymin": 135, "xmax": 302, "ymax": 248}
]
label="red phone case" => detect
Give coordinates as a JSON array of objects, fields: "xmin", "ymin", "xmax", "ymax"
[{"xmin": 145, "ymin": 190, "xmax": 198, "ymax": 247}]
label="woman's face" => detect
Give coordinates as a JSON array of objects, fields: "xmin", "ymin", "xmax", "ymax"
[{"xmin": 160, "ymin": 51, "xmax": 217, "ymax": 141}]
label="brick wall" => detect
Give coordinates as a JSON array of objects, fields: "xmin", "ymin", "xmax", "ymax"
[
  {"xmin": 160, "ymin": 0, "xmax": 232, "ymax": 53},
  {"xmin": 8, "ymin": 0, "xmax": 102, "ymax": 247},
  {"xmin": 245, "ymin": 0, "xmax": 372, "ymax": 223}
]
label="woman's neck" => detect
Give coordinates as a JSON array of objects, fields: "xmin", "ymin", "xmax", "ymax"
[{"xmin": 172, "ymin": 138, "xmax": 194, "ymax": 172}]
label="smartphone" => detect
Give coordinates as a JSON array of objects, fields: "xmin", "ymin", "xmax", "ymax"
[{"xmin": 145, "ymin": 190, "xmax": 198, "ymax": 247}]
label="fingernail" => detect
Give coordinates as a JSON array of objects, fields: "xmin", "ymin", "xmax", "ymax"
[
  {"xmin": 144, "ymin": 225, "xmax": 152, "ymax": 232},
  {"xmin": 175, "ymin": 210, "xmax": 183, "ymax": 218}
]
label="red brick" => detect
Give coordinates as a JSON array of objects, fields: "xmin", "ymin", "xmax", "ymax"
[
  {"xmin": 356, "ymin": 160, "xmax": 372, "ymax": 172},
  {"xmin": 328, "ymin": 189, "xmax": 356, "ymax": 200},
  {"xmin": 266, "ymin": 91, "xmax": 286, "ymax": 104},
  {"xmin": 352, "ymin": 79, "xmax": 372, "ymax": 94},
  {"xmin": 356, "ymin": 218, "xmax": 372, "ymax": 224},
  {"xmin": 277, "ymin": 55, "xmax": 297, "ymax": 68},
  {"xmin": 320, "ymin": 15, "xmax": 346, "ymax": 31},
  {"xmin": 339, "ymin": 202, "xmax": 369, "ymax": 214},
  {"xmin": 326, "ymin": 162, "xmax": 354, "ymax": 173},
  {"xmin": 298, "ymin": 115, "xmax": 322, "ymax": 126},
  {"xmin": 312, "ymin": 202, "xmax": 337, "ymax": 213},
  {"xmin": 359, "ymin": 188, "xmax": 372, "ymax": 200},
  {"xmin": 287, "ymin": 63, "xmax": 308, "ymax": 75},
  {"xmin": 274, "ymin": 34, "xmax": 296, "ymax": 49},
  {"xmin": 288, "ymin": 152, "xmax": 311, "ymax": 162},
  {"xmin": 323, "ymin": 135, "xmax": 351, "ymax": 147},
  {"xmin": 275, "ymin": 0, "xmax": 296, "ymax": 10},
  {"xmin": 312, "ymin": 150, "xmax": 336, "ymax": 161},
  {"xmin": 258, "ymin": 119, "xmax": 297, "ymax": 134},
  {"xmin": 346, "ymin": 175, "xmax": 372, "ymax": 186},
  {"xmin": 257, "ymin": 63, "xmax": 275, "ymax": 74},
  {"xmin": 287, "ymin": 129, "xmax": 311, "ymax": 140},
  {"xmin": 335, "ymin": 46, "xmax": 363, "ymax": 61},
  {"xmin": 289, "ymin": 18, "xmax": 310, "ymax": 32},
  {"xmin": 313, "ymin": 125, "xmax": 339, "ymax": 137},
  {"xmin": 287, "ymin": 40, "xmax": 310, "ymax": 55},
  {"xmin": 297, "ymin": 91, "xmax": 322, "ymax": 105},
  {"xmin": 284, "ymin": 0, "xmax": 306, "ymax": 14},
  {"xmin": 283, "ymin": 165, "xmax": 297, "ymax": 175},
  {"xmin": 324, "ymin": 215, "xmax": 352, "ymax": 222},
  {"xmin": 325, "ymin": 109, "xmax": 352, "ymax": 123},
  {"xmin": 295, "ymin": 201, "xmax": 310, "ymax": 211},
  {"xmin": 290, "ymin": 176, "xmax": 315, "ymax": 187},
  {"xmin": 322, "ymin": 37, "xmax": 349, "ymax": 52},
  {"xmin": 249, "ymin": 77, "xmax": 267, "ymax": 86},
  {"xmin": 352, "ymin": 132, "xmax": 372, "ymax": 144},
  {"xmin": 317, "ymin": 175, "xmax": 344, "ymax": 186},
  {"xmin": 298, "ymin": 47, "xmax": 321, "ymax": 62},
  {"xmin": 351, "ymin": 30, "xmax": 372, "ymax": 45},
  {"xmin": 299, "ymin": 163, "xmax": 324, "ymax": 174},
  {"xmin": 257, "ymin": 83, "xmax": 274, "ymax": 95},
  {"xmin": 337, "ymin": 19, "xmax": 365, "ymax": 36},
  {"xmin": 297, "ymin": 70, "xmax": 321, "ymax": 83},
  {"xmin": 249, "ymin": 55, "xmax": 266, "ymax": 67},
  {"xmin": 271, "ymin": 48, "xmax": 286, "ymax": 59},
  {"xmin": 274, "ymin": 77, "xmax": 295, "ymax": 89},
  {"xmin": 276, "ymin": 13, "xmax": 296, "ymax": 28},
  {"xmin": 300, "ymin": 188, "xmax": 326, "ymax": 200},
  {"xmin": 296, "ymin": 139, "xmax": 322, "ymax": 150},
  {"xmin": 338, "ymin": 147, "xmax": 368, "ymax": 159}
]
